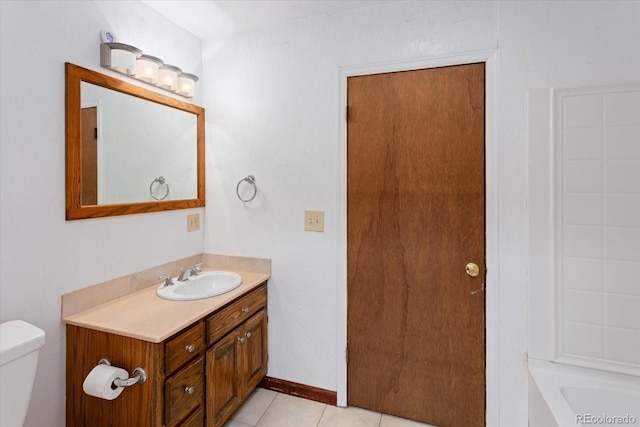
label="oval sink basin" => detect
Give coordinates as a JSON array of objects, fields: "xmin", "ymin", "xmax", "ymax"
[{"xmin": 156, "ymin": 271, "xmax": 242, "ymax": 301}]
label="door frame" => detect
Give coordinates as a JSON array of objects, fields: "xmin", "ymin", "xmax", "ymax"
[{"xmin": 336, "ymin": 50, "xmax": 498, "ymax": 425}]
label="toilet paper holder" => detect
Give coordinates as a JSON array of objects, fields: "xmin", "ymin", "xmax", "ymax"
[{"xmin": 98, "ymin": 358, "xmax": 147, "ymax": 387}]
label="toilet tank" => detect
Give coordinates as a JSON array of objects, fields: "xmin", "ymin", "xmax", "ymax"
[{"xmin": 0, "ymin": 320, "xmax": 46, "ymax": 427}]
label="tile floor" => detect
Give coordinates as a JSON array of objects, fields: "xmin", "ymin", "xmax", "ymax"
[{"xmin": 224, "ymin": 388, "xmax": 437, "ymax": 427}]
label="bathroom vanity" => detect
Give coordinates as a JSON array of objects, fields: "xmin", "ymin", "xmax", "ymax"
[{"xmin": 64, "ymin": 270, "xmax": 268, "ymax": 427}]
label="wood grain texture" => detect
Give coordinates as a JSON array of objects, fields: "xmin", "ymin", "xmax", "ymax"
[
  {"xmin": 243, "ymin": 310, "xmax": 268, "ymax": 392},
  {"xmin": 65, "ymin": 62, "xmax": 205, "ymax": 220},
  {"xmin": 80, "ymin": 107, "xmax": 97, "ymax": 205},
  {"xmin": 165, "ymin": 321, "xmax": 205, "ymax": 374},
  {"xmin": 207, "ymin": 330, "xmax": 242, "ymax": 427},
  {"xmin": 66, "ymin": 325, "xmax": 163, "ymax": 427},
  {"xmin": 258, "ymin": 377, "xmax": 338, "ymax": 406},
  {"xmin": 206, "ymin": 309, "xmax": 268, "ymax": 427},
  {"xmin": 165, "ymin": 357, "xmax": 204, "ymax": 426},
  {"xmin": 179, "ymin": 406, "xmax": 205, "ymax": 427},
  {"xmin": 347, "ymin": 63, "xmax": 486, "ymax": 427},
  {"xmin": 206, "ymin": 284, "xmax": 267, "ymax": 344}
]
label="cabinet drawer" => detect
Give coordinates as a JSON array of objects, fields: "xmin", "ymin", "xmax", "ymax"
[
  {"xmin": 166, "ymin": 321, "xmax": 205, "ymax": 374},
  {"xmin": 165, "ymin": 357, "xmax": 204, "ymax": 427},
  {"xmin": 176, "ymin": 406, "xmax": 204, "ymax": 427},
  {"xmin": 207, "ymin": 284, "xmax": 267, "ymax": 344}
]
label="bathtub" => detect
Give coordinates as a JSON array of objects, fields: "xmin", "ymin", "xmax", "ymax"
[{"xmin": 529, "ymin": 359, "xmax": 640, "ymax": 427}]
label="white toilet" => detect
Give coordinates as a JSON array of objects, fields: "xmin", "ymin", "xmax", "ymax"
[{"xmin": 0, "ymin": 320, "xmax": 46, "ymax": 427}]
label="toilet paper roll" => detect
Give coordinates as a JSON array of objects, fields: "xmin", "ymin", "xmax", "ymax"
[{"xmin": 82, "ymin": 364, "xmax": 129, "ymax": 400}]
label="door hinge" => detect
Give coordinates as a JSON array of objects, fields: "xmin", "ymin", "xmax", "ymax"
[
  {"xmin": 345, "ymin": 346, "xmax": 349, "ymax": 364},
  {"xmin": 346, "ymin": 105, "xmax": 350, "ymax": 122}
]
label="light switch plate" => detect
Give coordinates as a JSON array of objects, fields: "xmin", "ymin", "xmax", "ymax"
[
  {"xmin": 304, "ymin": 210, "xmax": 324, "ymax": 232},
  {"xmin": 187, "ymin": 214, "xmax": 200, "ymax": 232}
]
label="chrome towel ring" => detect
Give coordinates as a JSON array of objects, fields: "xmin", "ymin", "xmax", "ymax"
[
  {"xmin": 236, "ymin": 175, "xmax": 257, "ymax": 202},
  {"xmin": 150, "ymin": 176, "xmax": 170, "ymax": 201}
]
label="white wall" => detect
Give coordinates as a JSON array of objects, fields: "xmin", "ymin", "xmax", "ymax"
[
  {"xmin": 203, "ymin": 0, "xmax": 504, "ymax": 421},
  {"xmin": 0, "ymin": 1, "xmax": 203, "ymax": 426},
  {"xmin": 204, "ymin": 1, "xmax": 640, "ymax": 426}
]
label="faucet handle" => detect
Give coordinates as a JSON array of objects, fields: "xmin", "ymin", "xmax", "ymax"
[
  {"xmin": 159, "ymin": 275, "xmax": 174, "ymax": 287},
  {"xmin": 190, "ymin": 263, "xmax": 203, "ymax": 276}
]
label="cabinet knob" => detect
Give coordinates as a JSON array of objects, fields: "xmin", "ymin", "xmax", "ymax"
[
  {"xmin": 185, "ymin": 344, "xmax": 195, "ymax": 352},
  {"xmin": 241, "ymin": 307, "xmax": 249, "ymax": 314},
  {"xmin": 245, "ymin": 331, "xmax": 252, "ymax": 339},
  {"xmin": 238, "ymin": 336, "xmax": 246, "ymax": 344},
  {"xmin": 185, "ymin": 385, "xmax": 195, "ymax": 395}
]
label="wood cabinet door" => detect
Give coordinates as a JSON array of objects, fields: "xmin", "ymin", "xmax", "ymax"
[
  {"xmin": 206, "ymin": 331, "xmax": 242, "ymax": 427},
  {"xmin": 242, "ymin": 310, "xmax": 268, "ymax": 392}
]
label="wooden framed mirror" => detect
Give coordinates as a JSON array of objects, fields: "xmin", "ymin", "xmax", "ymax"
[{"xmin": 65, "ymin": 63, "xmax": 205, "ymax": 220}]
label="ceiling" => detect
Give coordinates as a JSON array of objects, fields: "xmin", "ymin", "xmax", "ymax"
[{"xmin": 141, "ymin": 0, "xmax": 396, "ymax": 40}]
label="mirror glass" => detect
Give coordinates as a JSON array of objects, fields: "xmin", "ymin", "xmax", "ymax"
[
  {"xmin": 80, "ymin": 82, "xmax": 198, "ymax": 204},
  {"xmin": 66, "ymin": 63, "xmax": 205, "ymax": 219}
]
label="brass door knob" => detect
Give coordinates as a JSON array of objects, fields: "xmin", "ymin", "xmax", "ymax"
[{"xmin": 466, "ymin": 263, "xmax": 480, "ymax": 277}]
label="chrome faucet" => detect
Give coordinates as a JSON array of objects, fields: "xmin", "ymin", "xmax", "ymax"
[
  {"xmin": 190, "ymin": 263, "xmax": 203, "ymax": 277},
  {"xmin": 177, "ymin": 263, "xmax": 203, "ymax": 282},
  {"xmin": 159, "ymin": 275, "xmax": 174, "ymax": 287},
  {"xmin": 177, "ymin": 268, "xmax": 192, "ymax": 282}
]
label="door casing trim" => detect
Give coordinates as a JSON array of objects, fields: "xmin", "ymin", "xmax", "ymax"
[{"xmin": 336, "ymin": 49, "xmax": 499, "ymax": 426}]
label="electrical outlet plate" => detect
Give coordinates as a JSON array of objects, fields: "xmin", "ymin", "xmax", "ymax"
[
  {"xmin": 187, "ymin": 214, "xmax": 200, "ymax": 232},
  {"xmin": 304, "ymin": 210, "xmax": 324, "ymax": 232}
]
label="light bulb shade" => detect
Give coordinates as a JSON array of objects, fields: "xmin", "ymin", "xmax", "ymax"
[
  {"xmin": 158, "ymin": 64, "xmax": 182, "ymax": 92},
  {"xmin": 136, "ymin": 54, "xmax": 163, "ymax": 84},
  {"xmin": 100, "ymin": 43, "xmax": 142, "ymax": 76},
  {"xmin": 177, "ymin": 73, "xmax": 199, "ymax": 98}
]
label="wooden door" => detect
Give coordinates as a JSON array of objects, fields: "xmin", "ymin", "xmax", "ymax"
[
  {"xmin": 81, "ymin": 107, "xmax": 98, "ymax": 205},
  {"xmin": 347, "ymin": 63, "xmax": 485, "ymax": 427},
  {"xmin": 207, "ymin": 331, "xmax": 242, "ymax": 427}
]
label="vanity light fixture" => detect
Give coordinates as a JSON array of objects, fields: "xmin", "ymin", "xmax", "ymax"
[
  {"xmin": 158, "ymin": 64, "xmax": 182, "ymax": 92},
  {"xmin": 136, "ymin": 54, "xmax": 163, "ymax": 84},
  {"xmin": 100, "ymin": 43, "xmax": 142, "ymax": 76},
  {"xmin": 177, "ymin": 73, "xmax": 198, "ymax": 98},
  {"xmin": 100, "ymin": 39, "xmax": 199, "ymax": 98}
]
